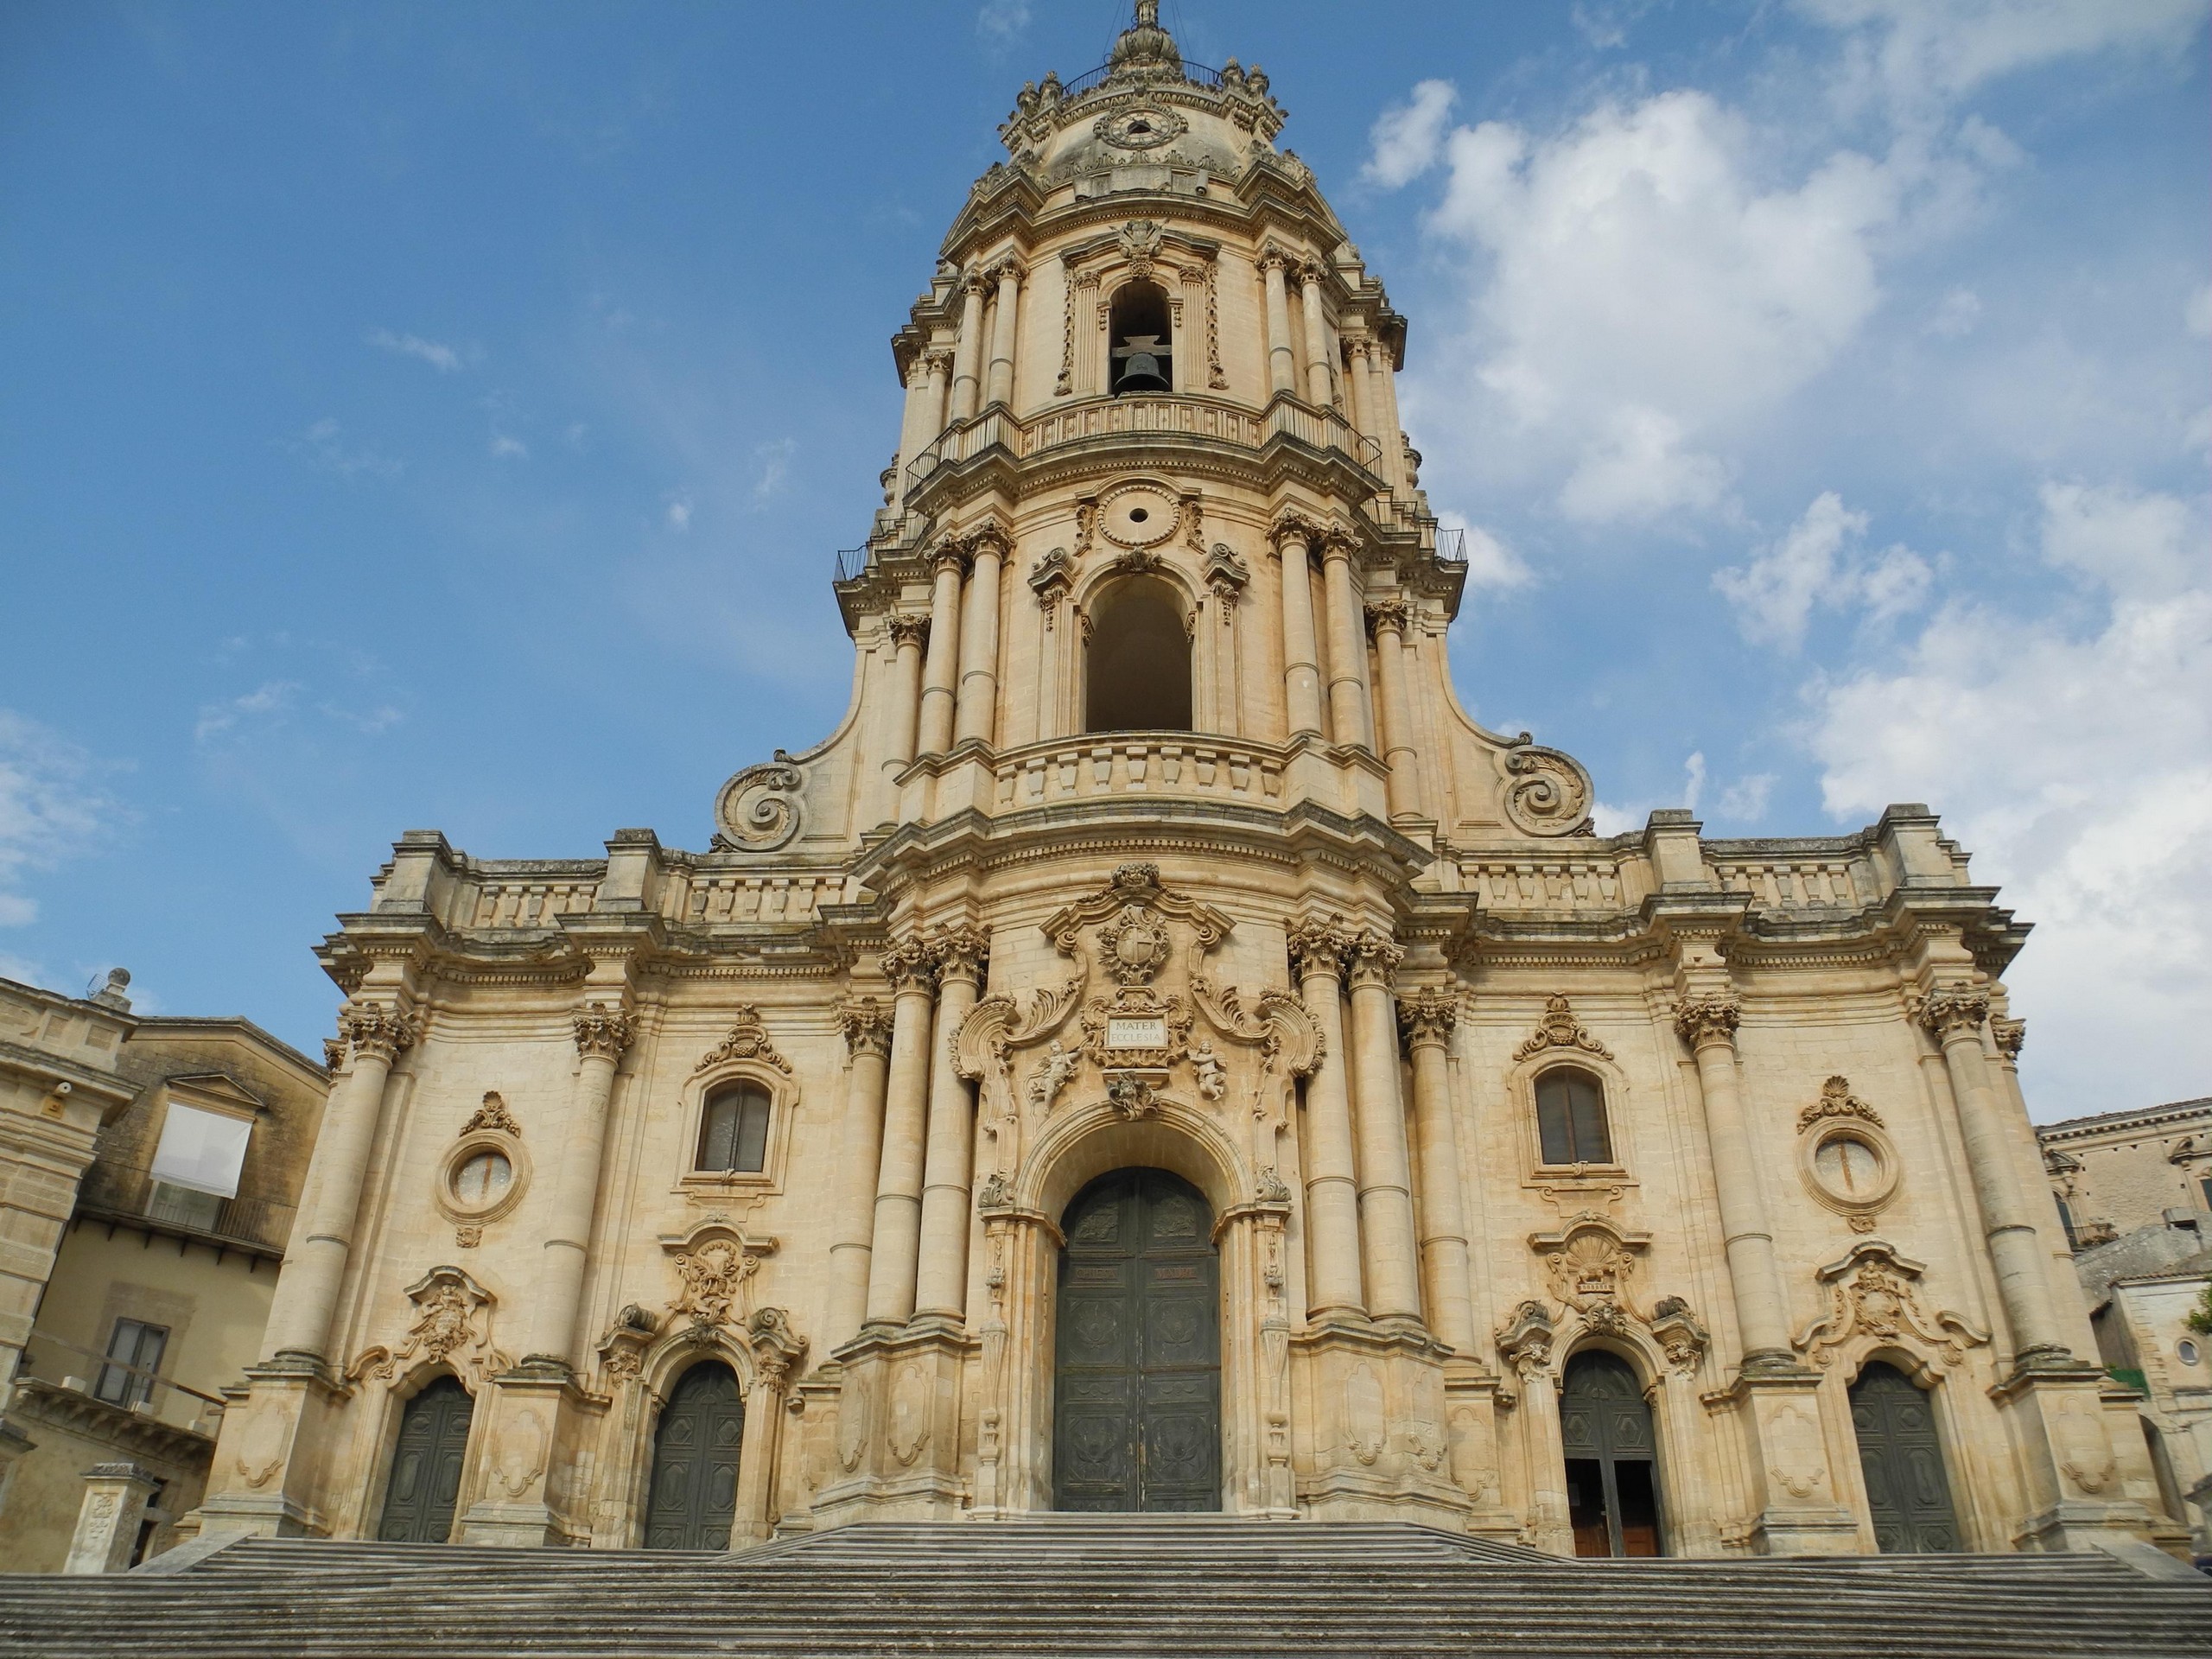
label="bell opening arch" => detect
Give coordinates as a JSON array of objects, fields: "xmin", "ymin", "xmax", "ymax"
[{"xmin": 1084, "ymin": 574, "xmax": 1192, "ymax": 734}]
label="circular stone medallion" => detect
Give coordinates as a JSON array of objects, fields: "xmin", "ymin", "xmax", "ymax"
[{"xmin": 1098, "ymin": 482, "xmax": 1179, "ymax": 548}]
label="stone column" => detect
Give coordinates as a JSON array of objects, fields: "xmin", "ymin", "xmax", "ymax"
[
  {"xmin": 1259, "ymin": 251, "xmax": 1298, "ymax": 395},
  {"xmin": 1299, "ymin": 265, "xmax": 1335, "ymax": 408},
  {"xmin": 1319, "ymin": 534, "xmax": 1374, "ymax": 750},
  {"xmin": 1345, "ymin": 934, "xmax": 1423, "ymax": 1325},
  {"xmin": 984, "ymin": 264, "xmax": 1021, "ymax": 409},
  {"xmin": 1917, "ymin": 988, "xmax": 2070, "ymax": 1364},
  {"xmin": 874, "ymin": 615, "xmax": 928, "ymax": 823},
  {"xmin": 1673, "ymin": 995, "xmax": 1795, "ymax": 1369},
  {"xmin": 828, "ymin": 997, "xmax": 894, "ymax": 1348},
  {"xmin": 864, "ymin": 938, "xmax": 939, "ymax": 1330},
  {"xmin": 893, "ymin": 350, "xmax": 933, "ymax": 488},
  {"xmin": 521, "ymin": 1000, "xmax": 634, "ymax": 1368},
  {"xmin": 63, "ymin": 1463, "xmax": 161, "ymax": 1575},
  {"xmin": 923, "ymin": 351, "xmax": 950, "ymax": 437},
  {"xmin": 1287, "ymin": 919, "xmax": 1364, "ymax": 1319},
  {"xmin": 1367, "ymin": 602, "xmax": 1425, "ymax": 820},
  {"xmin": 1344, "ymin": 337, "xmax": 1377, "ymax": 443},
  {"xmin": 1273, "ymin": 519, "xmax": 1325, "ymax": 741},
  {"xmin": 948, "ymin": 274, "xmax": 988, "ymax": 423},
  {"xmin": 1991, "ymin": 1017, "xmax": 2100, "ymax": 1355},
  {"xmin": 1371, "ymin": 344, "xmax": 1408, "ymax": 494},
  {"xmin": 1399, "ymin": 989, "xmax": 1475, "ymax": 1353},
  {"xmin": 953, "ymin": 531, "xmax": 1006, "ymax": 748},
  {"xmin": 914, "ymin": 544, "xmax": 968, "ymax": 758},
  {"xmin": 914, "ymin": 928, "xmax": 988, "ymax": 1322},
  {"xmin": 1498, "ymin": 1306, "xmax": 1571, "ymax": 1551},
  {"xmin": 261, "ymin": 1001, "xmax": 415, "ymax": 1363}
]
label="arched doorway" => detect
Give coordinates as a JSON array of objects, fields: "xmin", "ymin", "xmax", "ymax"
[
  {"xmin": 1560, "ymin": 1351, "xmax": 1663, "ymax": 1556},
  {"xmin": 643, "ymin": 1360, "xmax": 746, "ymax": 1548},
  {"xmin": 377, "ymin": 1376, "xmax": 473, "ymax": 1543},
  {"xmin": 1850, "ymin": 1361, "xmax": 1960, "ymax": 1552},
  {"xmin": 1052, "ymin": 1168, "xmax": 1220, "ymax": 1511},
  {"xmin": 1084, "ymin": 576, "xmax": 1192, "ymax": 733}
]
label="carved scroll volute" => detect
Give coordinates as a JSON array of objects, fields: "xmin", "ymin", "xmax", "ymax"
[
  {"xmin": 1496, "ymin": 739, "xmax": 1594, "ymax": 838},
  {"xmin": 954, "ymin": 976, "xmax": 1083, "ymax": 1186},
  {"xmin": 714, "ymin": 754, "xmax": 807, "ymax": 851}
]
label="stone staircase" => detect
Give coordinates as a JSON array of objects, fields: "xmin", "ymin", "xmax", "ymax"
[{"xmin": 0, "ymin": 1517, "xmax": 2205, "ymax": 1657}]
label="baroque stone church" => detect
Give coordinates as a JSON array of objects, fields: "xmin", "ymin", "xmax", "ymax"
[{"xmin": 190, "ymin": 4, "xmax": 2184, "ymax": 1563}]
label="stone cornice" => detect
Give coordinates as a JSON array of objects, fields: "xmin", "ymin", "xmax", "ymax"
[{"xmin": 10, "ymin": 1377, "xmax": 213, "ymax": 1470}]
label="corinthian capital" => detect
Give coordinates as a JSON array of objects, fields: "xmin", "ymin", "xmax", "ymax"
[
  {"xmin": 1396, "ymin": 987, "xmax": 1459, "ymax": 1051},
  {"xmin": 1991, "ymin": 1017, "xmax": 2025, "ymax": 1060},
  {"xmin": 338, "ymin": 1002, "xmax": 417, "ymax": 1063},
  {"xmin": 1364, "ymin": 601, "xmax": 1412, "ymax": 639},
  {"xmin": 572, "ymin": 1001, "xmax": 636, "ymax": 1060},
  {"xmin": 1673, "ymin": 994, "xmax": 1741, "ymax": 1050},
  {"xmin": 1268, "ymin": 510, "xmax": 1327, "ymax": 554},
  {"xmin": 931, "ymin": 925, "xmax": 992, "ymax": 988},
  {"xmin": 1914, "ymin": 988, "xmax": 1990, "ymax": 1039},
  {"xmin": 887, "ymin": 614, "xmax": 930, "ymax": 649},
  {"xmin": 1345, "ymin": 931, "xmax": 1405, "ymax": 989},
  {"xmin": 882, "ymin": 936, "xmax": 939, "ymax": 994},
  {"xmin": 1286, "ymin": 915, "xmax": 1356, "ymax": 981},
  {"xmin": 838, "ymin": 995, "xmax": 894, "ymax": 1059}
]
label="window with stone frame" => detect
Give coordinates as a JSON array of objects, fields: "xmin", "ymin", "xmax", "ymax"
[
  {"xmin": 93, "ymin": 1317, "xmax": 168, "ymax": 1408},
  {"xmin": 696, "ymin": 1081, "xmax": 772, "ymax": 1174},
  {"xmin": 1535, "ymin": 1066, "xmax": 1613, "ymax": 1166}
]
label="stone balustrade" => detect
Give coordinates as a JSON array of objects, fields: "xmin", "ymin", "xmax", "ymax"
[
  {"xmin": 990, "ymin": 734, "xmax": 1287, "ymax": 813},
  {"xmin": 1712, "ymin": 855, "xmax": 1872, "ymax": 912},
  {"xmin": 461, "ymin": 877, "xmax": 599, "ymax": 929}
]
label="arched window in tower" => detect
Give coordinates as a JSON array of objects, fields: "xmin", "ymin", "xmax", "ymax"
[
  {"xmin": 1109, "ymin": 280, "xmax": 1173, "ymax": 394},
  {"xmin": 1084, "ymin": 575, "xmax": 1192, "ymax": 733},
  {"xmin": 1535, "ymin": 1066, "xmax": 1612, "ymax": 1166}
]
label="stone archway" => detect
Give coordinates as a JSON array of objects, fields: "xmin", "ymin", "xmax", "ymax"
[{"xmin": 1052, "ymin": 1167, "xmax": 1221, "ymax": 1511}]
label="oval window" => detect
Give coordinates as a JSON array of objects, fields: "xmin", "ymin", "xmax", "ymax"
[
  {"xmin": 2180, "ymin": 1338, "xmax": 2202, "ymax": 1368},
  {"xmin": 452, "ymin": 1149, "xmax": 512, "ymax": 1205},
  {"xmin": 1814, "ymin": 1135, "xmax": 1882, "ymax": 1198}
]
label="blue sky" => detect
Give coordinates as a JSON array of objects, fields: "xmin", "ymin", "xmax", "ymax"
[{"xmin": 1, "ymin": 1, "xmax": 2204, "ymax": 1120}]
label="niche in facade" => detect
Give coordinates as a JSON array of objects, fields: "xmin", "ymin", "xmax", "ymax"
[
  {"xmin": 1110, "ymin": 280, "xmax": 1173, "ymax": 393},
  {"xmin": 1084, "ymin": 575, "xmax": 1192, "ymax": 733}
]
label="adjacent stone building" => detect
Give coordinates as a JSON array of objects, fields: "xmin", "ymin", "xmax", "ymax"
[
  {"xmin": 189, "ymin": 5, "xmax": 2183, "ymax": 1561},
  {"xmin": 0, "ymin": 970, "xmax": 325, "ymax": 1571}
]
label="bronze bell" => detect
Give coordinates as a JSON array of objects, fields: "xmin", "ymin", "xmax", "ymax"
[{"xmin": 1113, "ymin": 334, "xmax": 1171, "ymax": 392}]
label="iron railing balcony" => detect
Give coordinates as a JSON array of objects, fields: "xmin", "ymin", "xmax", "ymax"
[{"xmin": 73, "ymin": 1160, "xmax": 296, "ymax": 1257}]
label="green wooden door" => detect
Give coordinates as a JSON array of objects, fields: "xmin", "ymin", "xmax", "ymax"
[
  {"xmin": 1053, "ymin": 1168, "xmax": 1220, "ymax": 1512},
  {"xmin": 644, "ymin": 1361, "xmax": 746, "ymax": 1549},
  {"xmin": 1852, "ymin": 1362, "xmax": 1961, "ymax": 1553},
  {"xmin": 377, "ymin": 1376, "xmax": 473, "ymax": 1544}
]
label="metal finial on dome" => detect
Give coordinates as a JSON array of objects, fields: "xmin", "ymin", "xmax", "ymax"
[{"xmin": 1110, "ymin": 0, "xmax": 1181, "ymax": 76}]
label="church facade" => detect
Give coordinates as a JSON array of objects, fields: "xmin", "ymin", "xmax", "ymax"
[{"xmin": 191, "ymin": 7, "xmax": 2183, "ymax": 1561}]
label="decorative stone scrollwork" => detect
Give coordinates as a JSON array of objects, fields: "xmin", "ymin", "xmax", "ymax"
[
  {"xmin": 1912, "ymin": 987, "xmax": 1990, "ymax": 1039},
  {"xmin": 1497, "ymin": 740, "xmax": 1595, "ymax": 837},
  {"xmin": 1497, "ymin": 1300, "xmax": 1555, "ymax": 1379},
  {"xmin": 714, "ymin": 755, "xmax": 807, "ymax": 852},
  {"xmin": 1044, "ymin": 862, "xmax": 1231, "ymax": 961},
  {"xmin": 1188, "ymin": 977, "xmax": 1324, "ymax": 1077},
  {"xmin": 1672, "ymin": 994, "xmax": 1741, "ymax": 1049},
  {"xmin": 975, "ymin": 1170, "xmax": 1013, "ymax": 1211},
  {"xmin": 596, "ymin": 1303, "xmax": 658, "ymax": 1381},
  {"xmin": 321, "ymin": 1037, "xmax": 346, "ymax": 1073},
  {"xmin": 1799, "ymin": 1075, "xmax": 1882, "ymax": 1132},
  {"xmin": 837, "ymin": 996, "xmax": 893, "ymax": 1060},
  {"xmin": 1535, "ymin": 1214, "xmax": 1646, "ymax": 1326},
  {"xmin": 338, "ymin": 1002, "xmax": 417, "ymax": 1063},
  {"xmin": 1097, "ymin": 905, "xmax": 1173, "ymax": 985},
  {"xmin": 1203, "ymin": 543, "xmax": 1249, "ymax": 616},
  {"xmin": 1104, "ymin": 1072, "xmax": 1160, "ymax": 1120},
  {"xmin": 1991, "ymin": 1017, "xmax": 2025, "ymax": 1059},
  {"xmin": 1792, "ymin": 1241, "xmax": 1989, "ymax": 1370},
  {"xmin": 1029, "ymin": 548, "xmax": 1073, "ymax": 625},
  {"xmin": 572, "ymin": 1001, "xmax": 635, "ymax": 1061},
  {"xmin": 1649, "ymin": 1298, "xmax": 1711, "ymax": 1376},
  {"xmin": 747, "ymin": 1306, "xmax": 807, "ymax": 1391},
  {"xmin": 1396, "ymin": 988, "xmax": 1459, "ymax": 1052},
  {"xmin": 693, "ymin": 1006, "xmax": 792, "ymax": 1077},
  {"xmin": 1345, "ymin": 932, "xmax": 1404, "ymax": 989},
  {"xmin": 461, "ymin": 1090, "xmax": 520, "ymax": 1137},
  {"xmin": 662, "ymin": 1218, "xmax": 779, "ymax": 1336},
  {"xmin": 1513, "ymin": 993, "xmax": 1612, "ymax": 1063},
  {"xmin": 881, "ymin": 936, "xmax": 939, "ymax": 994},
  {"xmin": 349, "ymin": 1264, "xmax": 507, "ymax": 1388}
]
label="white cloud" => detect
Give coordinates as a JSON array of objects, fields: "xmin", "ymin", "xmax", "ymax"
[
  {"xmin": 290, "ymin": 417, "xmax": 402, "ymax": 479},
  {"xmin": 1717, "ymin": 772, "xmax": 1777, "ymax": 821},
  {"xmin": 194, "ymin": 681, "xmax": 302, "ymax": 745},
  {"xmin": 0, "ymin": 711, "xmax": 118, "ymax": 933},
  {"xmin": 1571, "ymin": 2, "xmax": 1656, "ymax": 51},
  {"xmin": 1924, "ymin": 285, "xmax": 1983, "ymax": 337},
  {"xmin": 1363, "ymin": 80, "xmax": 1458, "ymax": 189},
  {"xmin": 666, "ymin": 493, "xmax": 694, "ymax": 531},
  {"xmin": 751, "ymin": 438, "xmax": 797, "ymax": 504},
  {"xmin": 1682, "ymin": 750, "xmax": 1707, "ymax": 811},
  {"xmin": 1714, "ymin": 492, "xmax": 1932, "ymax": 649},
  {"xmin": 976, "ymin": 0, "xmax": 1028, "ymax": 44},
  {"xmin": 490, "ymin": 433, "xmax": 529, "ymax": 460},
  {"xmin": 368, "ymin": 328, "xmax": 465, "ymax": 373},
  {"xmin": 2186, "ymin": 284, "xmax": 2212, "ymax": 339},
  {"xmin": 1809, "ymin": 480, "xmax": 2212, "ymax": 1110},
  {"xmin": 1438, "ymin": 518, "xmax": 1533, "ymax": 589},
  {"xmin": 1421, "ymin": 92, "xmax": 1899, "ymax": 523}
]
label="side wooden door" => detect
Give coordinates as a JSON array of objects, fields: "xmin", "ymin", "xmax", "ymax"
[
  {"xmin": 1852, "ymin": 1363, "xmax": 1961, "ymax": 1552},
  {"xmin": 643, "ymin": 1362, "xmax": 746, "ymax": 1549},
  {"xmin": 377, "ymin": 1376, "xmax": 474, "ymax": 1544}
]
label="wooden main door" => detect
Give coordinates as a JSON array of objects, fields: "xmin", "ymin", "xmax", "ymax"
[
  {"xmin": 644, "ymin": 1361, "xmax": 746, "ymax": 1549},
  {"xmin": 1052, "ymin": 1168, "xmax": 1221, "ymax": 1511},
  {"xmin": 1851, "ymin": 1362, "xmax": 1961, "ymax": 1552},
  {"xmin": 1560, "ymin": 1351, "xmax": 1664, "ymax": 1556},
  {"xmin": 377, "ymin": 1376, "xmax": 473, "ymax": 1543}
]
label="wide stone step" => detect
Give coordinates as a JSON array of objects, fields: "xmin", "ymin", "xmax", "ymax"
[{"xmin": 0, "ymin": 1520, "xmax": 2202, "ymax": 1658}]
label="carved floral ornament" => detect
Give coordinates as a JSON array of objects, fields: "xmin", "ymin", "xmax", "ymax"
[
  {"xmin": 347, "ymin": 1265, "xmax": 508, "ymax": 1388},
  {"xmin": 1793, "ymin": 1241, "xmax": 1989, "ymax": 1371},
  {"xmin": 1912, "ymin": 986, "xmax": 1991, "ymax": 1039},
  {"xmin": 691, "ymin": 1006, "xmax": 792, "ymax": 1077},
  {"xmin": 461, "ymin": 1090, "xmax": 520, "ymax": 1138},
  {"xmin": 337, "ymin": 1001, "xmax": 418, "ymax": 1064},
  {"xmin": 1513, "ymin": 994, "xmax": 1612, "ymax": 1064},
  {"xmin": 660, "ymin": 1217, "xmax": 779, "ymax": 1338},
  {"xmin": 838, "ymin": 995, "xmax": 893, "ymax": 1060},
  {"xmin": 1396, "ymin": 987, "xmax": 1459, "ymax": 1051},
  {"xmin": 714, "ymin": 752, "xmax": 806, "ymax": 853},
  {"xmin": 572, "ymin": 1001, "xmax": 636, "ymax": 1061},
  {"xmin": 1798, "ymin": 1075, "xmax": 1882, "ymax": 1133},
  {"xmin": 1672, "ymin": 993, "xmax": 1742, "ymax": 1050},
  {"xmin": 1512, "ymin": 1213, "xmax": 1712, "ymax": 1377}
]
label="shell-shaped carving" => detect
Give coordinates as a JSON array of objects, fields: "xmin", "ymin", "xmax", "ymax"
[
  {"xmin": 1498, "ymin": 741, "xmax": 1594, "ymax": 838},
  {"xmin": 715, "ymin": 758, "xmax": 806, "ymax": 852}
]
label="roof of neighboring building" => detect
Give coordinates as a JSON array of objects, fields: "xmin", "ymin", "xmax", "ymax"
[{"xmin": 2037, "ymin": 1096, "xmax": 2212, "ymax": 1141}]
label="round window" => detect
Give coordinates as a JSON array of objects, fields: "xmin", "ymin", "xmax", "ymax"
[
  {"xmin": 1814, "ymin": 1135, "xmax": 1883, "ymax": 1198},
  {"xmin": 2180, "ymin": 1338, "xmax": 2202, "ymax": 1368},
  {"xmin": 452, "ymin": 1149, "xmax": 512, "ymax": 1205}
]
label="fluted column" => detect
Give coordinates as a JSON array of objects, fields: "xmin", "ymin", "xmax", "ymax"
[
  {"xmin": 262, "ymin": 1001, "xmax": 415, "ymax": 1362},
  {"xmin": 1399, "ymin": 988, "xmax": 1475, "ymax": 1352},
  {"xmin": 1299, "ymin": 265, "xmax": 1335, "ymax": 408},
  {"xmin": 953, "ymin": 531, "xmax": 1006, "ymax": 748},
  {"xmin": 874, "ymin": 615, "xmax": 928, "ymax": 823},
  {"xmin": 1273, "ymin": 519, "xmax": 1325, "ymax": 741},
  {"xmin": 984, "ymin": 264, "xmax": 1021, "ymax": 409},
  {"xmin": 522, "ymin": 1000, "xmax": 635, "ymax": 1367},
  {"xmin": 865, "ymin": 939, "xmax": 939, "ymax": 1329},
  {"xmin": 948, "ymin": 274, "xmax": 988, "ymax": 423},
  {"xmin": 1319, "ymin": 534, "xmax": 1374, "ymax": 749},
  {"xmin": 915, "ymin": 927, "xmax": 989, "ymax": 1321},
  {"xmin": 1287, "ymin": 919, "xmax": 1363, "ymax": 1319},
  {"xmin": 914, "ymin": 544, "xmax": 968, "ymax": 758},
  {"xmin": 1674, "ymin": 995, "xmax": 1796, "ymax": 1369},
  {"xmin": 1259, "ymin": 251, "xmax": 1298, "ymax": 395},
  {"xmin": 1345, "ymin": 934, "xmax": 1422, "ymax": 1324},
  {"xmin": 1367, "ymin": 602, "xmax": 1424, "ymax": 819},
  {"xmin": 828, "ymin": 996, "xmax": 894, "ymax": 1348},
  {"xmin": 1917, "ymin": 988, "xmax": 2070, "ymax": 1364}
]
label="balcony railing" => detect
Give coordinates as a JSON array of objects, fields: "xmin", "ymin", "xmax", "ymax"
[
  {"xmin": 16, "ymin": 1330, "xmax": 227, "ymax": 1440},
  {"xmin": 1056, "ymin": 60, "xmax": 1228, "ymax": 101},
  {"xmin": 834, "ymin": 546, "xmax": 868, "ymax": 583},
  {"xmin": 75, "ymin": 1161, "xmax": 296, "ymax": 1256},
  {"xmin": 1435, "ymin": 527, "xmax": 1467, "ymax": 565},
  {"xmin": 991, "ymin": 733, "xmax": 1287, "ymax": 813}
]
